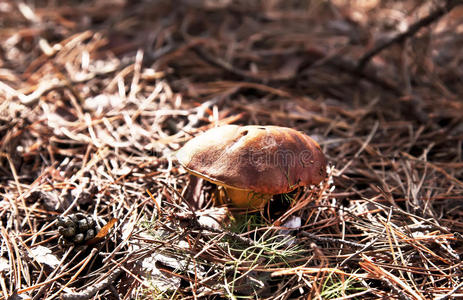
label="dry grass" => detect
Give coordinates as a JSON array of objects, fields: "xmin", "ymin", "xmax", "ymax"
[{"xmin": 0, "ymin": 0, "xmax": 462, "ymax": 299}]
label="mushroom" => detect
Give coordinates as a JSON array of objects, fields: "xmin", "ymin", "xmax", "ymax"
[{"xmin": 177, "ymin": 125, "xmax": 327, "ymax": 208}]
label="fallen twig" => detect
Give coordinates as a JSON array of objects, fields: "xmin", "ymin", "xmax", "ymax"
[
  {"xmin": 357, "ymin": 0, "xmax": 463, "ymax": 71},
  {"xmin": 436, "ymin": 281, "xmax": 463, "ymax": 300},
  {"xmin": 60, "ymin": 268, "xmax": 122, "ymax": 300}
]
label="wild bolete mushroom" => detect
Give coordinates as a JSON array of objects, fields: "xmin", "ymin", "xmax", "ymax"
[{"xmin": 177, "ymin": 125, "xmax": 327, "ymax": 208}]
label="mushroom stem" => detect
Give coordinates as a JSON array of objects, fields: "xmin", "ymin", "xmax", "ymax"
[{"xmin": 225, "ymin": 187, "xmax": 272, "ymax": 208}]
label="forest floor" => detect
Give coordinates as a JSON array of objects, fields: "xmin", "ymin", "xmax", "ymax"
[{"xmin": 1, "ymin": 0, "xmax": 463, "ymax": 299}]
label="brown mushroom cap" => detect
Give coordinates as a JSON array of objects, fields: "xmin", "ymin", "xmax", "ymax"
[{"xmin": 177, "ymin": 125, "xmax": 327, "ymax": 195}]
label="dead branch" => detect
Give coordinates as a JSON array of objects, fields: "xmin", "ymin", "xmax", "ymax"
[
  {"xmin": 357, "ymin": 0, "xmax": 463, "ymax": 71},
  {"xmin": 59, "ymin": 268, "xmax": 122, "ymax": 300}
]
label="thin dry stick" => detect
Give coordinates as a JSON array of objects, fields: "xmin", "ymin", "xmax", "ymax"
[
  {"xmin": 436, "ymin": 281, "xmax": 463, "ymax": 300},
  {"xmin": 338, "ymin": 234, "xmax": 382, "ymax": 267},
  {"xmin": 357, "ymin": 0, "xmax": 463, "ymax": 71},
  {"xmin": 270, "ymin": 266, "xmax": 369, "ymax": 279},
  {"xmin": 60, "ymin": 268, "xmax": 122, "ymax": 300},
  {"xmin": 301, "ymin": 231, "xmax": 365, "ymax": 249}
]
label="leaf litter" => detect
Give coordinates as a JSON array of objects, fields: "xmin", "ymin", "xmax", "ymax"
[{"xmin": 0, "ymin": 0, "xmax": 462, "ymax": 299}]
